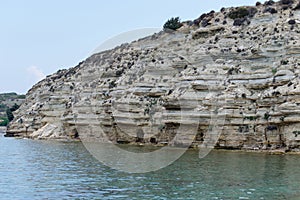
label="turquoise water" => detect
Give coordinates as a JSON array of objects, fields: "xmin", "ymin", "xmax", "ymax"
[{"xmin": 1, "ymin": 134, "xmax": 300, "ymax": 200}]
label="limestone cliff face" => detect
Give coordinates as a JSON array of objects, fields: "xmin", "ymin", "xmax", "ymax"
[{"xmin": 6, "ymin": 1, "xmax": 300, "ymax": 150}]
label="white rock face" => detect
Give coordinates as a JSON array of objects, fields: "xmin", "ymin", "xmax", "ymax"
[{"xmin": 6, "ymin": 1, "xmax": 300, "ymax": 150}]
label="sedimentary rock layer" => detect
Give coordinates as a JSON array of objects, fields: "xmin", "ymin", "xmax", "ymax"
[{"xmin": 7, "ymin": 0, "xmax": 300, "ymax": 151}]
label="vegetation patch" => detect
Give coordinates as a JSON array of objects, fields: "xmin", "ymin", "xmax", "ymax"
[
  {"xmin": 244, "ymin": 116, "xmax": 259, "ymax": 121},
  {"xmin": 0, "ymin": 117, "xmax": 8, "ymax": 126},
  {"xmin": 227, "ymin": 7, "xmax": 257, "ymax": 26},
  {"xmin": 264, "ymin": 112, "xmax": 270, "ymax": 120},
  {"xmin": 264, "ymin": 7, "xmax": 278, "ymax": 14},
  {"xmin": 0, "ymin": 93, "xmax": 24, "ymax": 126},
  {"xmin": 163, "ymin": 17, "xmax": 182, "ymax": 31},
  {"xmin": 264, "ymin": 0, "xmax": 275, "ymax": 6},
  {"xmin": 280, "ymin": 0, "xmax": 294, "ymax": 5},
  {"xmin": 228, "ymin": 7, "xmax": 250, "ymax": 19},
  {"xmin": 293, "ymin": 131, "xmax": 300, "ymax": 137},
  {"xmin": 281, "ymin": 60, "xmax": 289, "ymax": 65}
]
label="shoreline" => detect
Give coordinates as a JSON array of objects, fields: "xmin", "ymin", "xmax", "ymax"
[
  {"xmin": 4, "ymin": 134, "xmax": 300, "ymax": 155},
  {"xmin": 213, "ymin": 148, "xmax": 293, "ymax": 155}
]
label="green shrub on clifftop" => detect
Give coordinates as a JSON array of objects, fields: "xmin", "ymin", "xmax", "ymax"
[
  {"xmin": 228, "ymin": 7, "xmax": 250, "ymax": 19},
  {"xmin": 163, "ymin": 17, "xmax": 182, "ymax": 31}
]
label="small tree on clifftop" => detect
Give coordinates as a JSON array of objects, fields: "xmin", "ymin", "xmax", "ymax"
[{"xmin": 163, "ymin": 17, "xmax": 182, "ymax": 31}]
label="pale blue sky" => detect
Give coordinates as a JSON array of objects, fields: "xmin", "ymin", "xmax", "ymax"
[{"xmin": 0, "ymin": 0, "xmax": 257, "ymax": 94}]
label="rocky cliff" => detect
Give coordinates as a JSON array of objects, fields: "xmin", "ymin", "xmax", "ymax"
[{"xmin": 6, "ymin": 0, "xmax": 300, "ymax": 151}]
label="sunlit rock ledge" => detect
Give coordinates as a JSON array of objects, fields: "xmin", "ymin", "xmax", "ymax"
[{"xmin": 6, "ymin": 0, "xmax": 300, "ymax": 152}]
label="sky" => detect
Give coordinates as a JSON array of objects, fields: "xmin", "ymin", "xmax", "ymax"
[{"xmin": 0, "ymin": 0, "xmax": 258, "ymax": 94}]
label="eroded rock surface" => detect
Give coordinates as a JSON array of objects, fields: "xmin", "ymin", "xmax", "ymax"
[{"xmin": 6, "ymin": 1, "xmax": 300, "ymax": 151}]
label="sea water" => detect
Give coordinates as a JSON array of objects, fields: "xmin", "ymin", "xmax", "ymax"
[{"xmin": 1, "ymin": 134, "xmax": 300, "ymax": 200}]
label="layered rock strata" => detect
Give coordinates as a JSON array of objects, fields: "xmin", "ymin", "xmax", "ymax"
[{"xmin": 6, "ymin": 1, "xmax": 300, "ymax": 151}]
